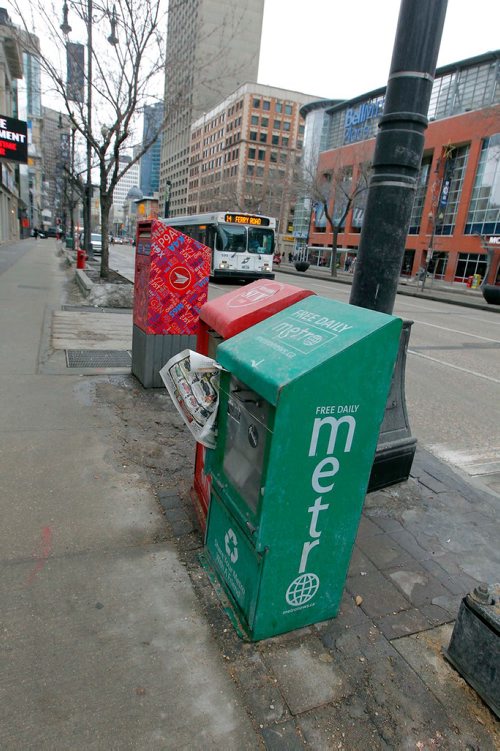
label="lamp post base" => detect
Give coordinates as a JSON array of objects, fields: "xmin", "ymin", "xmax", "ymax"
[{"xmin": 368, "ymin": 320, "xmax": 416, "ymax": 492}]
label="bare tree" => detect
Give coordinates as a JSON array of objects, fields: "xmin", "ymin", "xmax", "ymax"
[
  {"xmin": 298, "ymin": 145, "xmax": 372, "ymax": 276},
  {"xmin": 10, "ymin": 0, "xmax": 169, "ymax": 277}
]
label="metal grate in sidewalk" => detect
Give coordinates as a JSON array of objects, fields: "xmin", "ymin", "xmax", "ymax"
[{"xmin": 65, "ymin": 349, "xmax": 132, "ymax": 368}]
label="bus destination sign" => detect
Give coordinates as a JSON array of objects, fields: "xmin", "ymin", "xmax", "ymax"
[{"xmin": 224, "ymin": 213, "xmax": 270, "ymax": 226}]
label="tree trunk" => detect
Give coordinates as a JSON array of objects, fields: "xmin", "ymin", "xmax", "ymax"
[
  {"xmin": 330, "ymin": 226, "xmax": 339, "ymax": 277},
  {"xmin": 100, "ymin": 195, "xmax": 112, "ymax": 280}
]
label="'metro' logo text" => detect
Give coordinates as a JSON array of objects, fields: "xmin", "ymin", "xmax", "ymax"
[{"xmin": 285, "ymin": 414, "xmax": 356, "ymax": 609}]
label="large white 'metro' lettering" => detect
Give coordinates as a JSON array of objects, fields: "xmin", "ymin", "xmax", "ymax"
[{"xmin": 308, "ymin": 415, "xmax": 356, "ymax": 457}]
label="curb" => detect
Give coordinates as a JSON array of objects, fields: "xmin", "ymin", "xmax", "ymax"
[{"xmin": 277, "ymin": 267, "xmax": 500, "ymax": 313}]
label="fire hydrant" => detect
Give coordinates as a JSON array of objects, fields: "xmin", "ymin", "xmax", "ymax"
[{"xmin": 76, "ymin": 247, "xmax": 87, "ymax": 269}]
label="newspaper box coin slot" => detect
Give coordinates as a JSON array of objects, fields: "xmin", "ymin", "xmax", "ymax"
[
  {"xmin": 193, "ymin": 280, "xmax": 315, "ymax": 532},
  {"xmin": 131, "ymin": 219, "xmax": 211, "ymax": 388},
  {"xmin": 205, "ymin": 296, "xmax": 402, "ymax": 640}
]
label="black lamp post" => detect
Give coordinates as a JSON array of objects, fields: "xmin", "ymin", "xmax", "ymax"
[
  {"xmin": 349, "ymin": 0, "xmax": 448, "ymax": 491},
  {"xmin": 60, "ymin": 0, "xmax": 118, "ymax": 261}
]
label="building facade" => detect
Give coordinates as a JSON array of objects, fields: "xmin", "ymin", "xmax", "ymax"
[
  {"xmin": 18, "ymin": 38, "xmax": 44, "ymax": 235},
  {"xmin": 40, "ymin": 107, "xmax": 72, "ymax": 231},
  {"xmin": 307, "ymin": 51, "xmax": 500, "ymax": 286},
  {"xmin": 159, "ymin": 0, "xmax": 265, "ymax": 217},
  {"xmin": 187, "ymin": 83, "xmax": 318, "ymax": 240},
  {"xmin": 112, "ymin": 155, "xmax": 140, "ymax": 232},
  {"xmin": 0, "ymin": 8, "xmax": 23, "ymax": 243},
  {"xmin": 140, "ymin": 102, "xmax": 162, "ymax": 197}
]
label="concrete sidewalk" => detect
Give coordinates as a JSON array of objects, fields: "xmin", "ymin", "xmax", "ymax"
[
  {"xmin": 0, "ymin": 239, "xmax": 256, "ymax": 749},
  {"xmin": 1, "ymin": 238, "xmax": 499, "ymax": 749}
]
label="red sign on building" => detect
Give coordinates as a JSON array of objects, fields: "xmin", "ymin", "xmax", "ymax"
[{"xmin": 0, "ymin": 115, "xmax": 28, "ymax": 164}]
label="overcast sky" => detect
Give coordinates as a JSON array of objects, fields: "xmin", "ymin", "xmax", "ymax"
[{"xmin": 258, "ymin": 0, "xmax": 499, "ymax": 100}]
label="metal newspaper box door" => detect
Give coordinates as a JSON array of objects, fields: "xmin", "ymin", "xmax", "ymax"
[
  {"xmin": 205, "ymin": 296, "xmax": 402, "ymax": 641},
  {"xmin": 132, "ymin": 219, "xmax": 210, "ymax": 388},
  {"xmin": 193, "ymin": 280, "xmax": 315, "ymax": 532}
]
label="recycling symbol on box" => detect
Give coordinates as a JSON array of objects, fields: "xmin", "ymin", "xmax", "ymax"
[{"xmin": 224, "ymin": 527, "xmax": 238, "ymax": 563}]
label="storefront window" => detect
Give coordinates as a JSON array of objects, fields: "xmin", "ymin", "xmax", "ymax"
[
  {"xmin": 454, "ymin": 252, "xmax": 487, "ymax": 282},
  {"xmin": 434, "ymin": 145, "xmax": 469, "ymax": 236},
  {"xmin": 465, "ymin": 134, "xmax": 500, "ymax": 236},
  {"xmin": 409, "ymin": 156, "xmax": 432, "ymax": 234}
]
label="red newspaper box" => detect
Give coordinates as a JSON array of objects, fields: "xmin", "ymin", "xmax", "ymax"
[
  {"xmin": 193, "ymin": 279, "xmax": 315, "ymax": 531},
  {"xmin": 132, "ymin": 219, "xmax": 210, "ymax": 387}
]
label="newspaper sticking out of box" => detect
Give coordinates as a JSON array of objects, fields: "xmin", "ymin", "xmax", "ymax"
[{"xmin": 160, "ymin": 350, "xmax": 222, "ymax": 448}]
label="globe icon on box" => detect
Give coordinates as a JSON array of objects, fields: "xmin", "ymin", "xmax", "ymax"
[{"xmin": 286, "ymin": 573, "xmax": 320, "ymax": 607}]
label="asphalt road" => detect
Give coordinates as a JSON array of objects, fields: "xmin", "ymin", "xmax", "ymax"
[{"xmin": 109, "ymin": 247, "xmax": 500, "ymax": 485}]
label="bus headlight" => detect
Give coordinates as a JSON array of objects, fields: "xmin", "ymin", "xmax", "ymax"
[{"xmin": 219, "ymin": 260, "xmax": 229, "ymax": 268}]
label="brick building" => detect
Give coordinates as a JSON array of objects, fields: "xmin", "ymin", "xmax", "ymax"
[
  {"xmin": 306, "ymin": 50, "xmax": 500, "ymax": 287},
  {"xmin": 187, "ymin": 83, "xmax": 318, "ymax": 241}
]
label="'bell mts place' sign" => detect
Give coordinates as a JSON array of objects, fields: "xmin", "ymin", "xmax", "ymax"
[{"xmin": 0, "ymin": 115, "xmax": 28, "ymax": 163}]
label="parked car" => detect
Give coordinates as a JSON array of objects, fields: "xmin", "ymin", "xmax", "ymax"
[
  {"xmin": 45, "ymin": 226, "xmax": 63, "ymax": 238},
  {"xmin": 79, "ymin": 232, "xmax": 103, "ymax": 254}
]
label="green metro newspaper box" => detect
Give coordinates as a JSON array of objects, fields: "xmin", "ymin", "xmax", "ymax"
[{"xmin": 205, "ymin": 296, "xmax": 402, "ymax": 640}]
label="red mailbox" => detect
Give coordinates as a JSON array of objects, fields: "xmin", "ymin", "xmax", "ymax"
[
  {"xmin": 193, "ymin": 279, "xmax": 315, "ymax": 530},
  {"xmin": 132, "ymin": 219, "xmax": 211, "ymax": 388}
]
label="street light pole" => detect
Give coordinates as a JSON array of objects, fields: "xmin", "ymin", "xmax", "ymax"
[
  {"xmin": 85, "ymin": 0, "xmax": 93, "ymax": 261},
  {"xmin": 350, "ymin": 0, "xmax": 448, "ymax": 314},
  {"xmin": 61, "ymin": 1, "xmax": 118, "ymax": 265},
  {"xmin": 348, "ymin": 0, "xmax": 448, "ymax": 492}
]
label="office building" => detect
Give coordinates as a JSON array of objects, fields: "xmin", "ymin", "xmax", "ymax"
[
  {"xmin": 0, "ymin": 8, "xmax": 23, "ymax": 242},
  {"xmin": 305, "ymin": 50, "xmax": 500, "ymax": 285},
  {"xmin": 187, "ymin": 83, "xmax": 319, "ymax": 241},
  {"xmin": 112, "ymin": 154, "xmax": 140, "ymax": 231},
  {"xmin": 40, "ymin": 107, "xmax": 72, "ymax": 229},
  {"xmin": 140, "ymin": 102, "xmax": 162, "ymax": 197},
  {"xmin": 159, "ymin": 0, "xmax": 265, "ymax": 217}
]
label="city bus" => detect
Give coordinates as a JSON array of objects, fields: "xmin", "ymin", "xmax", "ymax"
[{"xmin": 164, "ymin": 212, "xmax": 276, "ymax": 282}]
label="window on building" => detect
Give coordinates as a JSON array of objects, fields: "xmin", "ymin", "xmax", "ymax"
[
  {"xmin": 435, "ymin": 145, "xmax": 470, "ymax": 236},
  {"xmin": 250, "ymin": 131, "xmax": 257, "ymax": 141},
  {"xmin": 275, "ymin": 102, "xmax": 282, "ymax": 113},
  {"xmin": 465, "ymin": 133, "xmax": 500, "ymax": 236},
  {"xmin": 454, "ymin": 252, "xmax": 487, "ymax": 282},
  {"xmin": 261, "ymin": 117, "xmax": 269, "ymax": 127},
  {"xmin": 263, "ymin": 101, "xmax": 271, "ymax": 111},
  {"xmin": 274, "ymin": 120, "xmax": 281, "ymax": 129},
  {"xmin": 258, "ymin": 149, "xmax": 265, "ymax": 161},
  {"xmin": 259, "ymin": 132, "xmax": 267, "ymax": 143},
  {"xmin": 272, "ymin": 134, "xmax": 279, "ymax": 145},
  {"xmin": 251, "ymin": 115, "xmax": 259, "ymax": 125},
  {"xmin": 282, "ymin": 137, "xmax": 289, "ymax": 147},
  {"xmin": 270, "ymin": 152, "xmax": 277, "ymax": 163},
  {"xmin": 248, "ymin": 148, "xmax": 256, "ymax": 159},
  {"xmin": 299, "ymin": 124, "xmax": 305, "ymax": 135},
  {"xmin": 247, "ymin": 164, "xmax": 254, "ymax": 176},
  {"xmin": 285, "ymin": 104, "xmax": 293, "ymax": 115},
  {"xmin": 253, "ymin": 98, "xmax": 260, "ymax": 108},
  {"xmin": 409, "ymin": 155, "xmax": 432, "ymax": 234},
  {"xmin": 256, "ymin": 166, "xmax": 264, "ymax": 177},
  {"xmin": 283, "ymin": 121, "xmax": 291, "ymax": 132}
]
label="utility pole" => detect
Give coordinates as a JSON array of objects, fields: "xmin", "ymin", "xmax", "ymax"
[
  {"xmin": 350, "ymin": 0, "xmax": 448, "ymax": 314},
  {"xmin": 85, "ymin": 0, "xmax": 93, "ymax": 261},
  {"xmin": 349, "ymin": 0, "xmax": 448, "ymax": 492}
]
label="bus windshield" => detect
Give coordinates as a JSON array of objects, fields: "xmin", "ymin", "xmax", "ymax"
[
  {"xmin": 248, "ymin": 227, "xmax": 274, "ymax": 255},
  {"xmin": 216, "ymin": 225, "xmax": 275, "ymax": 254}
]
